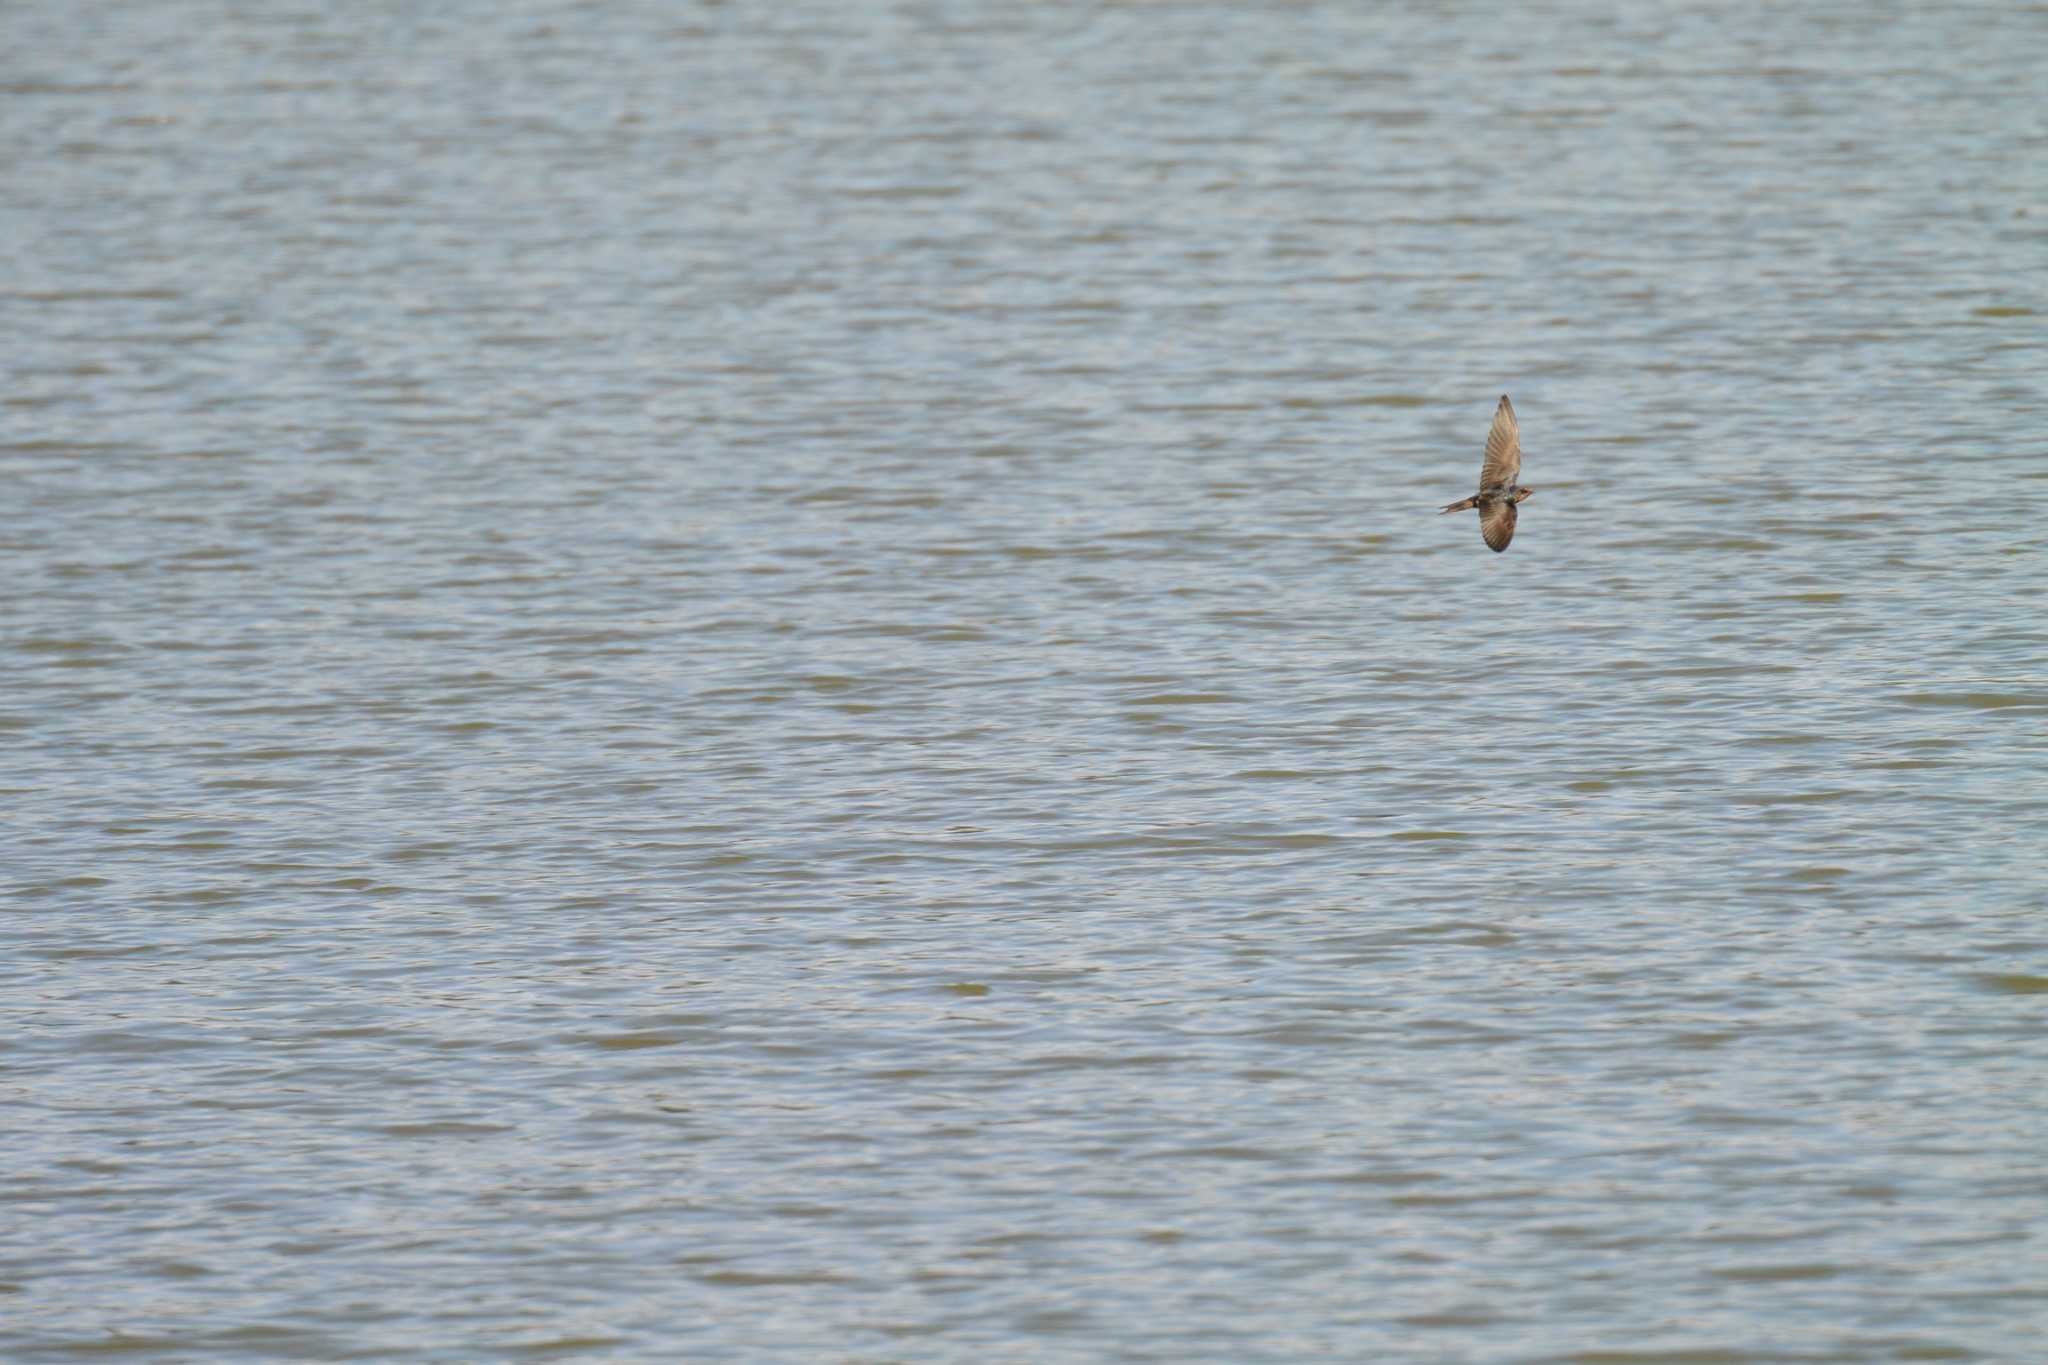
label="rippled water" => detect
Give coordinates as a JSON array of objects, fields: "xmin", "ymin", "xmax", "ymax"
[{"xmin": 6, "ymin": 1, "xmax": 2047, "ymax": 1359}]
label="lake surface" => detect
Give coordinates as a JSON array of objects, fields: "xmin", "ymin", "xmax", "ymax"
[{"xmin": 5, "ymin": 1, "xmax": 2046, "ymax": 1360}]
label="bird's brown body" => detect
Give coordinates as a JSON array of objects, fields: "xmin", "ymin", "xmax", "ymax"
[{"xmin": 1439, "ymin": 395, "xmax": 1535, "ymax": 552}]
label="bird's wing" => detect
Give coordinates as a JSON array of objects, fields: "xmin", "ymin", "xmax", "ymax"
[
  {"xmin": 1479, "ymin": 499, "xmax": 1517, "ymax": 552},
  {"xmin": 1478, "ymin": 394, "xmax": 1520, "ymax": 488}
]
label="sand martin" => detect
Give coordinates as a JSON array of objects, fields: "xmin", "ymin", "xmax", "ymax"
[{"xmin": 1439, "ymin": 394, "xmax": 1535, "ymax": 552}]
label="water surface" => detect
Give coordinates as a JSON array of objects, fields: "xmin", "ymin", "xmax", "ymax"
[{"xmin": 5, "ymin": 1, "xmax": 2046, "ymax": 1360}]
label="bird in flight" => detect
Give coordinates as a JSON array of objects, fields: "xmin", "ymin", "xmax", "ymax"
[{"xmin": 1439, "ymin": 395, "xmax": 1535, "ymax": 552}]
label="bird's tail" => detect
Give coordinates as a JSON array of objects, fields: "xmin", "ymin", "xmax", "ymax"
[{"xmin": 1439, "ymin": 496, "xmax": 1477, "ymax": 515}]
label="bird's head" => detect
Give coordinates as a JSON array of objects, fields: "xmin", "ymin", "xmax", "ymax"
[{"xmin": 1512, "ymin": 486, "xmax": 1535, "ymax": 504}]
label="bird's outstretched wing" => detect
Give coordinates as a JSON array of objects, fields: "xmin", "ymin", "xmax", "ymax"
[
  {"xmin": 1479, "ymin": 394, "xmax": 1520, "ymax": 489},
  {"xmin": 1479, "ymin": 499, "xmax": 1517, "ymax": 552}
]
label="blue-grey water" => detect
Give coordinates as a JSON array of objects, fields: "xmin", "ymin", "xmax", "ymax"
[{"xmin": 6, "ymin": 1, "xmax": 2047, "ymax": 1360}]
